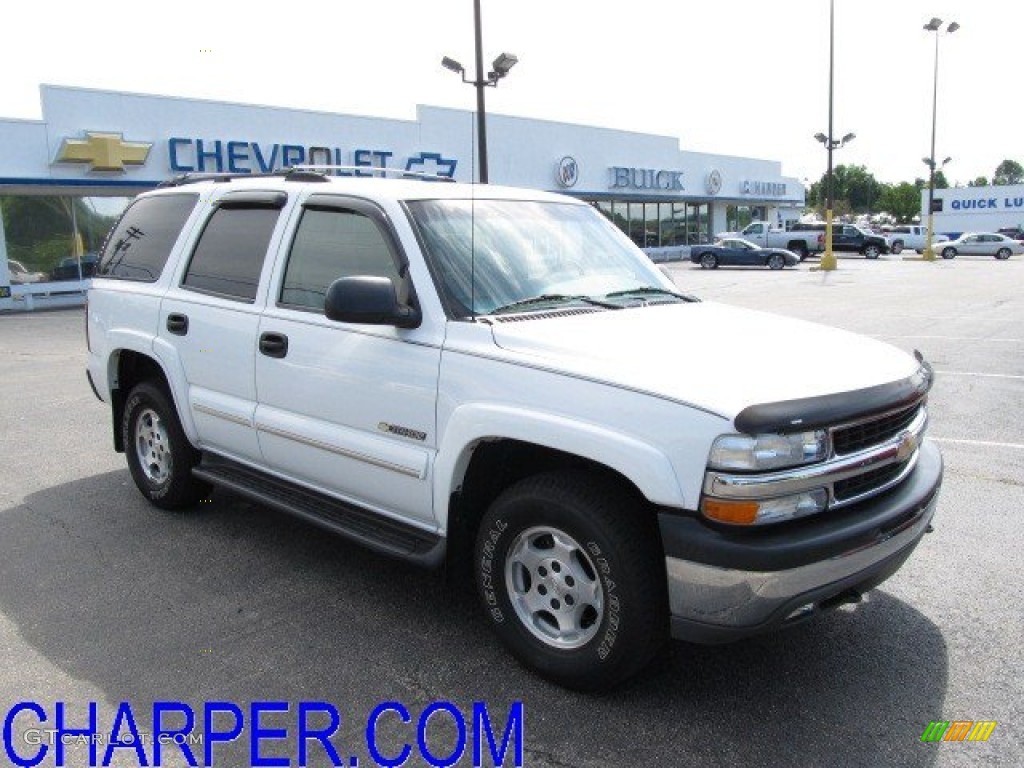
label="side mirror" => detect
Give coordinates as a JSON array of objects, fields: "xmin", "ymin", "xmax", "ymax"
[{"xmin": 324, "ymin": 276, "xmax": 421, "ymax": 329}]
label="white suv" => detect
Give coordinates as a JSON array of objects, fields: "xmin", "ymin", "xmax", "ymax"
[{"xmin": 86, "ymin": 170, "xmax": 943, "ymax": 690}]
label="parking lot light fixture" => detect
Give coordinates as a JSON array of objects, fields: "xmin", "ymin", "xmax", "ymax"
[
  {"xmin": 922, "ymin": 18, "xmax": 959, "ymax": 262},
  {"xmin": 816, "ymin": 0, "xmax": 855, "ymax": 272},
  {"xmin": 441, "ymin": 0, "xmax": 517, "ymax": 184}
]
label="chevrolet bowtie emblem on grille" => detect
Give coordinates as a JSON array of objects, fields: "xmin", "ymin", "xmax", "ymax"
[
  {"xmin": 55, "ymin": 132, "xmax": 152, "ymax": 172},
  {"xmin": 896, "ymin": 431, "xmax": 919, "ymax": 462}
]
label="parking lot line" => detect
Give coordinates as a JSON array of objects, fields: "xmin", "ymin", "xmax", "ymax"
[
  {"xmin": 879, "ymin": 335, "xmax": 1024, "ymax": 344},
  {"xmin": 931, "ymin": 437, "xmax": 1024, "ymax": 450},
  {"xmin": 933, "ymin": 370, "xmax": 1024, "ymax": 380}
]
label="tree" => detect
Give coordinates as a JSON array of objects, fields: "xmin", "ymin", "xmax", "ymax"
[
  {"xmin": 968, "ymin": 176, "xmax": 989, "ymax": 187},
  {"xmin": 804, "ymin": 164, "xmax": 881, "ymax": 215},
  {"xmin": 993, "ymin": 159, "xmax": 1024, "ymax": 186},
  {"xmin": 933, "ymin": 171, "xmax": 949, "ymax": 189},
  {"xmin": 878, "ymin": 182, "xmax": 921, "ymax": 223}
]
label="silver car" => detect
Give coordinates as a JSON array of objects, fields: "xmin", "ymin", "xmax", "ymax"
[{"xmin": 940, "ymin": 233, "xmax": 1024, "ymax": 260}]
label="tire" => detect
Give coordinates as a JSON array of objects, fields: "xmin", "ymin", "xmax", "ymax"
[
  {"xmin": 789, "ymin": 242, "xmax": 808, "ymax": 261},
  {"xmin": 995, "ymin": 248, "xmax": 1011, "ymax": 260},
  {"xmin": 474, "ymin": 471, "xmax": 667, "ymax": 691},
  {"xmin": 941, "ymin": 247, "xmax": 957, "ymax": 260},
  {"xmin": 891, "ymin": 240, "xmax": 904, "ymax": 255},
  {"xmin": 699, "ymin": 252, "xmax": 718, "ymax": 269},
  {"xmin": 863, "ymin": 245, "xmax": 881, "ymax": 259},
  {"xmin": 767, "ymin": 253, "xmax": 785, "ymax": 270},
  {"xmin": 122, "ymin": 381, "xmax": 210, "ymax": 509}
]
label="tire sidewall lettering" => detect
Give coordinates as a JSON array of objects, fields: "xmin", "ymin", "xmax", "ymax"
[{"xmin": 480, "ymin": 518, "xmax": 508, "ymax": 623}]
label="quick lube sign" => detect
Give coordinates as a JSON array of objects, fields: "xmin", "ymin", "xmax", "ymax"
[{"xmin": 950, "ymin": 195, "xmax": 1024, "ymax": 212}]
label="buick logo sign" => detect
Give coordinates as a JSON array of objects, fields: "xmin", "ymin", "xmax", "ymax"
[
  {"xmin": 705, "ymin": 169, "xmax": 723, "ymax": 196},
  {"xmin": 556, "ymin": 156, "xmax": 579, "ymax": 188}
]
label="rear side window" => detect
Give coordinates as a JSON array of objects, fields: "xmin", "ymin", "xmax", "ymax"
[
  {"xmin": 97, "ymin": 194, "xmax": 198, "ymax": 281},
  {"xmin": 182, "ymin": 206, "xmax": 282, "ymax": 302}
]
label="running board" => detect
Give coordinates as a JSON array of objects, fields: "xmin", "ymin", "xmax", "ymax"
[{"xmin": 193, "ymin": 456, "xmax": 444, "ymax": 567}]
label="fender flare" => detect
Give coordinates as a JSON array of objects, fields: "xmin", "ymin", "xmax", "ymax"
[
  {"xmin": 105, "ymin": 331, "xmax": 199, "ymax": 445},
  {"xmin": 433, "ymin": 403, "xmax": 687, "ymax": 528}
]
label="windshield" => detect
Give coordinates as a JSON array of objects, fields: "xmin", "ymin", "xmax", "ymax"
[{"xmin": 407, "ymin": 199, "xmax": 674, "ymax": 317}]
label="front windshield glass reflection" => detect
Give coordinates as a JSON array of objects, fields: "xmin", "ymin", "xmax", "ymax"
[{"xmin": 407, "ymin": 199, "xmax": 670, "ymax": 317}]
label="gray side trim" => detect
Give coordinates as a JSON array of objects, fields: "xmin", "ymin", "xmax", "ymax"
[{"xmin": 255, "ymin": 422, "xmax": 424, "ymax": 479}]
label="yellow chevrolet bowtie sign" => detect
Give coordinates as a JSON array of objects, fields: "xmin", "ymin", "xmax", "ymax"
[{"xmin": 55, "ymin": 132, "xmax": 152, "ymax": 172}]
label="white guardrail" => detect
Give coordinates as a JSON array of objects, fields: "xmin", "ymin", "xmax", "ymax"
[{"xmin": 6, "ymin": 281, "xmax": 88, "ymax": 311}]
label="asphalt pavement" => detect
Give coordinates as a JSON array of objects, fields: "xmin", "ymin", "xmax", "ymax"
[{"xmin": 0, "ymin": 252, "xmax": 1020, "ymax": 767}]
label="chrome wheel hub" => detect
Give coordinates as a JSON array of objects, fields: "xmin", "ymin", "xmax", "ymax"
[
  {"xmin": 505, "ymin": 526, "xmax": 604, "ymax": 649},
  {"xmin": 135, "ymin": 407, "xmax": 171, "ymax": 485}
]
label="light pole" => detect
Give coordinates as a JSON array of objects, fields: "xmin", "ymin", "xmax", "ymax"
[
  {"xmin": 442, "ymin": 0, "xmax": 517, "ymax": 184},
  {"xmin": 814, "ymin": 131, "xmax": 855, "ymax": 270},
  {"xmin": 814, "ymin": 0, "xmax": 855, "ymax": 272},
  {"xmin": 922, "ymin": 17, "xmax": 958, "ymax": 261}
]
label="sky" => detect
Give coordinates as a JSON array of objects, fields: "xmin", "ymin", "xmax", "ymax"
[{"xmin": 0, "ymin": 0, "xmax": 1018, "ymax": 188}]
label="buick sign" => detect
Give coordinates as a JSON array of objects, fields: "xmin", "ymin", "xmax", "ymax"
[{"xmin": 556, "ymin": 156, "xmax": 579, "ymax": 188}]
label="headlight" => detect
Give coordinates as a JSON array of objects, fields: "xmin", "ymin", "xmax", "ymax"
[{"xmin": 708, "ymin": 430, "xmax": 829, "ymax": 471}]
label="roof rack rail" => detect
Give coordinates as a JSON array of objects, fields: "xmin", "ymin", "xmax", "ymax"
[
  {"xmin": 291, "ymin": 165, "xmax": 457, "ymax": 182},
  {"xmin": 157, "ymin": 168, "xmax": 330, "ymax": 188}
]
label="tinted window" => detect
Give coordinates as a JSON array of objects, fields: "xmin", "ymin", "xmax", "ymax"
[
  {"xmin": 280, "ymin": 208, "xmax": 401, "ymax": 310},
  {"xmin": 182, "ymin": 207, "xmax": 281, "ymax": 301},
  {"xmin": 97, "ymin": 194, "xmax": 198, "ymax": 281}
]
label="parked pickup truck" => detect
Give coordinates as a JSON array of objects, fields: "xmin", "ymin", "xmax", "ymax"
[
  {"xmin": 714, "ymin": 222, "xmax": 823, "ymax": 260},
  {"xmin": 86, "ymin": 171, "xmax": 942, "ymax": 690},
  {"xmin": 884, "ymin": 225, "xmax": 949, "ymax": 254},
  {"xmin": 790, "ymin": 223, "xmax": 890, "ymax": 259}
]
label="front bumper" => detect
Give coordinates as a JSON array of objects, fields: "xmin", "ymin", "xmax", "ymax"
[{"xmin": 661, "ymin": 439, "xmax": 942, "ymax": 644}]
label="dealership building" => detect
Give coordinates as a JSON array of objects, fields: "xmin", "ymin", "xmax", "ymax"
[{"xmin": 0, "ymin": 85, "xmax": 805, "ymax": 311}]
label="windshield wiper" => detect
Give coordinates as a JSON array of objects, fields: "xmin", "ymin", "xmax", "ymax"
[
  {"xmin": 489, "ymin": 294, "xmax": 622, "ymax": 315},
  {"xmin": 604, "ymin": 286, "xmax": 699, "ymax": 303}
]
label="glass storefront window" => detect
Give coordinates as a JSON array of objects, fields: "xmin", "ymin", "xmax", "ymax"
[{"xmin": 1, "ymin": 195, "xmax": 131, "ymax": 284}]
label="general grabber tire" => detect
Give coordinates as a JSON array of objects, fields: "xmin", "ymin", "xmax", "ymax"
[
  {"xmin": 122, "ymin": 381, "xmax": 210, "ymax": 510},
  {"xmin": 474, "ymin": 471, "xmax": 667, "ymax": 691}
]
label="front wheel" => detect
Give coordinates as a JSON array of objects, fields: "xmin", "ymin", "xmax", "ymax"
[
  {"xmin": 890, "ymin": 240, "xmax": 904, "ymax": 255},
  {"xmin": 474, "ymin": 472, "xmax": 667, "ymax": 691},
  {"xmin": 995, "ymin": 248, "xmax": 1012, "ymax": 260},
  {"xmin": 123, "ymin": 381, "xmax": 210, "ymax": 509},
  {"xmin": 941, "ymin": 247, "xmax": 957, "ymax": 259},
  {"xmin": 767, "ymin": 253, "xmax": 785, "ymax": 270},
  {"xmin": 863, "ymin": 245, "xmax": 881, "ymax": 259},
  {"xmin": 699, "ymin": 252, "xmax": 718, "ymax": 269}
]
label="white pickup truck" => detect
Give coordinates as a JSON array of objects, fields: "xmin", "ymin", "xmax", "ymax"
[
  {"xmin": 883, "ymin": 225, "xmax": 949, "ymax": 254},
  {"xmin": 86, "ymin": 171, "xmax": 942, "ymax": 690},
  {"xmin": 714, "ymin": 221, "xmax": 824, "ymax": 260}
]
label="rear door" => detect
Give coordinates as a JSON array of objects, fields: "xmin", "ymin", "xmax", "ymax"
[
  {"xmin": 158, "ymin": 190, "xmax": 290, "ymax": 465},
  {"xmin": 254, "ymin": 195, "xmax": 441, "ymax": 525}
]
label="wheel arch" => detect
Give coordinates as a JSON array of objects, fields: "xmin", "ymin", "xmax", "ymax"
[
  {"xmin": 108, "ymin": 346, "xmax": 194, "ymax": 452},
  {"xmin": 435, "ymin": 405, "xmax": 686, "ymax": 569}
]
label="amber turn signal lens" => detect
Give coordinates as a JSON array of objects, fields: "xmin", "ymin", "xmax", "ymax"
[{"xmin": 701, "ymin": 498, "xmax": 759, "ymax": 525}]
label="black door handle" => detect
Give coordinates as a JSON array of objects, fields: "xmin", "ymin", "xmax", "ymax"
[
  {"xmin": 259, "ymin": 332, "xmax": 288, "ymax": 358},
  {"xmin": 166, "ymin": 313, "xmax": 189, "ymax": 335}
]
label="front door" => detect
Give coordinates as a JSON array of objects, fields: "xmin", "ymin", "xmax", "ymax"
[{"xmin": 254, "ymin": 196, "xmax": 441, "ymax": 525}]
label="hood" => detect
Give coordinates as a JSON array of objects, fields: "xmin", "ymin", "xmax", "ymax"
[{"xmin": 488, "ymin": 302, "xmax": 920, "ymax": 421}]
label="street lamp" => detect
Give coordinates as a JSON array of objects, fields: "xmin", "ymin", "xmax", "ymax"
[
  {"xmin": 922, "ymin": 17, "xmax": 958, "ymax": 261},
  {"xmin": 441, "ymin": 0, "xmax": 518, "ymax": 184},
  {"xmin": 815, "ymin": 0, "xmax": 855, "ymax": 272}
]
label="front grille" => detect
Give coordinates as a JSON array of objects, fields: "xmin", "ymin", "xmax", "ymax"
[
  {"xmin": 834, "ymin": 460, "xmax": 910, "ymax": 502},
  {"xmin": 832, "ymin": 403, "xmax": 922, "ymax": 455}
]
